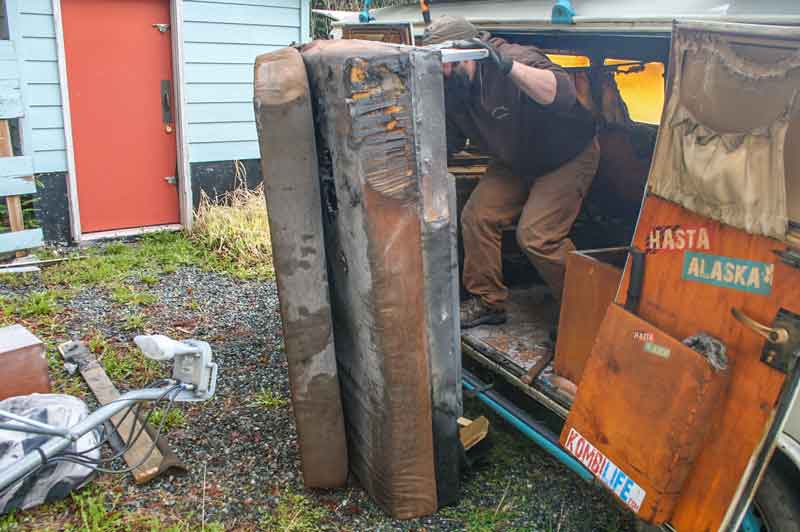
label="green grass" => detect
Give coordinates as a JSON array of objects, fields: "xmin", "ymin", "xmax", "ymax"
[
  {"xmin": 149, "ymin": 407, "xmax": 187, "ymax": 433},
  {"xmin": 261, "ymin": 492, "xmax": 328, "ymax": 532},
  {"xmin": 70, "ymin": 488, "xmax": 126, "ymax": 532},
  {"xmin": 122, "ymin": 312, "xmax": 149, "ymax": 332},
  {"xmin": 110, "ymin": 284, "xmax": 157, "ymax": 306},
  {"xmin": 0, "ymin": 289, "xmax": 68, "ymax": 320},
  {"xmin": 88, "ymin": 331, "xmax": 164, "ymax": 387},
  {"xmin": 251, "ymin": 388, "xmax": 288, "ymax": 409}
]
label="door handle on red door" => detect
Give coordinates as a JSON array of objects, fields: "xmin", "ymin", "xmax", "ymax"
[{"xmin": 161, "ymin": 80, "xmax": 174, "ymax": 127}]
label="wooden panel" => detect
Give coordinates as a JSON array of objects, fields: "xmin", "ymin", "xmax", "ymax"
[
  {"xmin": 563, "ymin": 304, "xmax": 731, "ymax": 523},
  {"xmin": 185, "ymin": 62, "xmax": 266, "ymax": 84},
  {"xmin": 185, "ymin": 82, "xmax": 252, "ymax": 103},
  {"xmin": 186, "ymin": 121, "xmax": 256, "ymax": 143},
  {"xmin": 188, "ymin": 139, "xmax": 259, "ymax": 163},
  {"xmin": 0, "ymin": 325, "xmax": 50, "ymax": 401},
  {"xmin": 31, "ymin": 150, "xmax": 67, "ymax": 174},
  {"xmin": 0, "ymin": 176, "xmax": 36, "ymax": 196},
  {"xmin": 190, "ymin": 0, "xmax": 299, "ymax": 6},
  {"xmin": 0, "ymin": 156, "xmax": 34, "ymax": 179},
  {"xmin": 30, "ymin": 127, "xmax": 65, "ymax": 151},
  {"xmin": 19, "ymin": 13, "xmax": 57, "ymax": 38},
  {"xmin": 554, "ymin": 249, "xmax": 624, "ymax": 384},
  {"xmin": 26, "ymin": 83, "xmax": 61, "ymax": 106},
  {"xmin": 614, "ymin": 196, "xmax": 800, "ymax": 531},
  {"xmin": 19, "ymin": 0, "xmax": 53, "ymax": 16},
  {"xmin": 0, "ymin": 84, "xmax": 23, "ymax": 119},
  {"xmin": 183, "ymin": 1, "xmax": 299, "ymax": 24},
  {"xmin": 28, "ymin": 106, "xmax": 63, "ymax": 128},
  {"xmin": 183, "ymin": 21, "xmax": 299, "ymax": 45},
  {"xmin": 21, "ymin": 59, "xmax": 58, "ymax": 84},
  {"xmin": 186, "ymin": 102, "xmax": 255, "ymax": 123},
  {"xmin": 19, "ymin": 36, "xmax": 57, "ymax": 61},
  {"xmin": 0, "ymin": 229, "xmax": 43, "ymax": 253},
  {"xmin": 0, "ymin": 41, "xmax": 16, "ymax": 60},
  {"xmin": 184, "ymin": 42, "xmax": 280, "ymax": 64}
]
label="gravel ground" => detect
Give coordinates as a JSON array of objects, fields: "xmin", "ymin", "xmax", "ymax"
[{"xmin": 2, "ymin": 261, "xmax": 637, "ymax": 531}]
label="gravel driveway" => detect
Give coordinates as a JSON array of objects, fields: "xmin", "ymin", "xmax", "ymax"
[{"xmin": 1, "ymin": 258, "xmax": 637, "ymax": 531}]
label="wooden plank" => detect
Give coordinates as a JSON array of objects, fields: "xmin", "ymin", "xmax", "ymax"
[
  {"xmin": 185, "ymin": 82, "xmax": 252, "ymax": 103},
  {"xmin": 58, "ymin": 342, "xmax": 164, "ymax": 484},
  {"xmin": 19, "ymin": 0, "xmax": 53, "ymax": 16},
  {"xmin": 186, "ymin": 102, "xmax": 256, "ymax": 124},
  {"xmin": 0, "ymin": 229, "xmax": 43, "ymax": 253},
  {"xmin": 186, "ymin": 140, "xmax": 259, "ymax": 163},
  {"xmin": 183, "ymin": 21, "xmax": 299, "ymax": 45},
  {"xmin": 19, "ymin": 36, "xmax": 57, "ymax": 62},
  {"xmin": 6, "ymin": 196, "xmax": 24, "ymax": 232},
  {"xmin": 614, "ymin": 196, "xmax": 800, "ymax": 530},
  {"xmin": 184, "ymin": 1, "xmax": 299, "ymax": 24},
  {"xmin": 0, "ymin": 175, "xmax": 36, "ymax": 196},
  {"xmin": 19, "ymin": 13, "xmax": 57, "ymax": 38},
  {"xmin": 184, "ymin": 42, "xmax": 281, "ymax": 64},
  {"xmin": 185, "ymin": 62, "xmax": 269, "ymax": 85},
  {"xmin": 0, "ymin": 155, "xmax": 34, "ymax": 179},
  {"xmin": 186, "ymin": 121, "xmax": 256, "ymax": 143},
  {"xmin": 0, "ymin": 41, "xmax": 16, "ymax": 60},
  {"xmin": 0, "ymin": 86, "xmax": 24, "ymax": 119},
  {"xmin": 30, "ymin": 127, "xmax": 66, "ymax": 151}
]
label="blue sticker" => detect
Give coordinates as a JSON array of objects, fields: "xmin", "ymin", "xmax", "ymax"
[{"xmin": 682, "ymin": 252, "xmax": 774, "ymax": 295}]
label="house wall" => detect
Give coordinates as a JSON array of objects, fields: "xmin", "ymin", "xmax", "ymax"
[
  {"xmin": 8, "ymin": 0, "xmax": 308, "ymax": 242},
  {"xmin": 183, "ymin": 0, "xmax": 309, "ymax": 164}
]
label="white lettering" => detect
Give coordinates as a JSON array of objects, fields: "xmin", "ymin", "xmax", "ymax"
[
  {"xmin": 747, "ymin": 267, "xmax": 761, "ymax": 288},
  {"xmin": 697, "ymin": 228, "xmax": 710, "ymax": 250}
]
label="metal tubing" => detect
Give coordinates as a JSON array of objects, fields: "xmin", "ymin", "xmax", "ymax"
[
  {"xmin": 0, "ymin": 387, "xmax": 177, "ymax": 492},
  {"xmin": 462, "ymin": 371, "xmax": 594, "ymax": 482},
  {"xmin": 0, "ymin": 409, "xmax": 68, "ymax": 436},
  {"xmin": 0, "ymin": 423, "xmax": 69, "ymax": 438}
]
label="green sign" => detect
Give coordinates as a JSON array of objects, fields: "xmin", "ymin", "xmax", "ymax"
[{"xmin": 682, "ymin": 252, "xmax": 773, "ymax": 295}]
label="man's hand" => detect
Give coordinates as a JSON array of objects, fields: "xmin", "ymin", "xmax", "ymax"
[{"xmin": 452, "ymin": 39, "xmax": 513, "ymax": 76}]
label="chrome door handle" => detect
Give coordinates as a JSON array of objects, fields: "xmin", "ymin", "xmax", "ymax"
[{"xmin": 731, "ymin": 307, "xmax": 790, "ymax": 344}]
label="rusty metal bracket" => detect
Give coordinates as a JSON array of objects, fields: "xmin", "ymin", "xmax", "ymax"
[{"xmin": 760, "ymin": 308, "xmax": 800, "ymax": 374}]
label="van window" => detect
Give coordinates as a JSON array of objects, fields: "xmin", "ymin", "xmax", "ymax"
[
  {"xmin": 604, "ymin": 59, "xmax": 665, "ymax": 125},
  {"xmin": 546, "ymin": 54, "xmax": 591, "ymax": 68}
]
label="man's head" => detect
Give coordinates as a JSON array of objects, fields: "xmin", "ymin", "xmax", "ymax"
[{"xmin": 423, "ymin": 16, "xmax": 479, "ymax": 85}]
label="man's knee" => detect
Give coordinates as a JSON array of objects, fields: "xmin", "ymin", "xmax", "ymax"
[
  {"xmin": 515, "ymin": 224, "xmax": 550, "ymax": 257},
  {"xmin": 461, "ymin": 200, "xmax": 506, "ymax": 233}
]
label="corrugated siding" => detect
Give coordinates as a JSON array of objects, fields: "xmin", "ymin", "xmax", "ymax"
[
  {"xmin": 18, "ymin": 0, "xmax": 67, "ymax": 173},
  {"xmin": 183, "ymin": 0, "xmax": 303, "ymax": 163}
]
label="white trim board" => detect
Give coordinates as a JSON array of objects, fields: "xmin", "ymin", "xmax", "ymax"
[
  {"xmin": 80, "ymin": 224, "xmax": 182, "ymax": 243},
  {"xmin": 53, "ymin": 0, "xmax": 191, "ymax": 243}
]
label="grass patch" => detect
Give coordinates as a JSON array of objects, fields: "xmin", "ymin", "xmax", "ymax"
[
  {"xmin": 251, "ymin": 388, "xmax": 287, "ymax": 409},
  {"xmin": 191, "ymin": 181, "xmax": 273, "ymax": 280},
  {"xmin": 0, "ymin": 290, "xmax": 67, "ymax": 319},
  {"xmin": 149, "ymin": 407, "xmax": 187, "ymax": 433},
  {"xmin": 261, "ymin": 492, "xmax": 328, "ymax": 532},
  {"xmin": 122, "ymin": 312, "xmax": 149, "ymax": 332},
  {"xmin": 88, "ymin": 331, "xmax": 164, "ymax": 387},
  {"xmin": 110, "ymin": 284, "xmax": 157, "ymax": 306}
]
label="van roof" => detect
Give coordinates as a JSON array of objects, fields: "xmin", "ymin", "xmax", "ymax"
[{"xmin": 317, "ymin": 0, "xmax": 800, "ymax": 35}]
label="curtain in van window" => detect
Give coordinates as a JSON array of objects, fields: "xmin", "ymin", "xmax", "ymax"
[{"xmin": 649, "ymin": 32, "xmax": 800, "ymax": 239}]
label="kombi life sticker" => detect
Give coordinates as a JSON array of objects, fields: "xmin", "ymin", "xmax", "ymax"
[
  {"xmin": 682, "ymin": 252, "xmax": 774, "ymax": 296},
  {"xmin": 563, "ymin": 428, "xmax": 646, "ymax": 512},
  {"xmin": 644, "ymin": 341, "xmax": 670, "ymax": 359}
]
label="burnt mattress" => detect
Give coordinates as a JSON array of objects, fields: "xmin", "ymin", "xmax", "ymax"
[
  {"xmin": 254, "ymin": 47, "xmax": 348, "ymax": 489},
  {"xmin": 301, "ymin": 40, "xmax": 462, "ymax": 518}
]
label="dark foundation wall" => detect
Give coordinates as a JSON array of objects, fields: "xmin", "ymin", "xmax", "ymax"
[
  {"xmin": 190, "ymin": 159, "xmax": 263, "ymax": 210},
  {"xmin": 35, "ymin": 161, "xmax": 265, "ymax": 244},
  {"xmin": 35, "ymin": 172, "xmax": 72, "ymax": 244}
]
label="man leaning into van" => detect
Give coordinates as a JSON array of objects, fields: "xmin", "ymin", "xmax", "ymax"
[{"xmin": 424, "ymin": 16, "xmax": 599, "ymax": 329}]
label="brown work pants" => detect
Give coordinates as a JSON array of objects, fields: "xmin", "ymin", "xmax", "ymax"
[{"xmin": 461, "ymin": 136, "xmax": 600, "ymax": 308}]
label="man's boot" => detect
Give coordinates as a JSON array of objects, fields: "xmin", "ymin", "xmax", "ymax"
[{"xmin": 460, "ymin": 298, "xmax": 507, "ymax": 329}]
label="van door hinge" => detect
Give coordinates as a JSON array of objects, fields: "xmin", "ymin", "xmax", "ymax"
[
  {"xmin": 152, "ymin": 23, "xmax": 170, "ymax": 33},
  {"xmin": 164, "ymin": 176, "xmax": 177, "ymax": 185}
]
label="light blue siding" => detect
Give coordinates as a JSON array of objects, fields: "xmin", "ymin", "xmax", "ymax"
[
  {"xmin": 18, "ymin": 1, "xmax": 67, "ymax": 173},
  {"xmin": 183, "ymin": 0, "xmax": 302, "ymax": 163}
]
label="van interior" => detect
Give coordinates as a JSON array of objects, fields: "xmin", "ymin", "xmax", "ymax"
[{"xmin": 451, "ymin": 32, "xmax": 669, "ymax": 414}]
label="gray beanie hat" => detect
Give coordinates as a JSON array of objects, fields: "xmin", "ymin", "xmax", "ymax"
[{"xmin": 422, "ymin": 15, "xmax": 478, "ymax": 45}]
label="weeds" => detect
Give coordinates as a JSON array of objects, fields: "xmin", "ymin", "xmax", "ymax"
[
  {"xmin": 71, "ymin": 488, "xmax": 126, "ymax": 532},
  {"xmin": 88, "ymin": 331, "xmax": 164, "ymax": 387},
  {"xmin": 110, "ymin": 284, "xmax": 156, "ymax": 306},
  {"xmin": 261, "ymin": 492, "xmax": 327, "ymax": 532},
  {"xmin": 123, "ymin": 312, "xmax": 149, "ymax": 332},
  {"xmin": 149, "ymin": 407, "xmax": 187, "ymax": 433},
  {"xmin": 251, "ymin": 388, "xmax": 287, "ymax": 409},
  {"xmin": 0, "ymin": 290, "xmax": 66, "ymax": 319},
  {"xmin": 191, "ymin": 181, "xmax": 273, "ymax": 280}
]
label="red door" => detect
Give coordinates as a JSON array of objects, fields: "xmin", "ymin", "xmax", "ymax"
[{"xmin": 63, "ymin": 0, "xmax": 180, "ymax": 233}]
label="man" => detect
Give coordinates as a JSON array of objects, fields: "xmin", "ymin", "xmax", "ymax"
[{"xmin": 423, "ymin": 16, "xmax": 599, "ymax": 328}]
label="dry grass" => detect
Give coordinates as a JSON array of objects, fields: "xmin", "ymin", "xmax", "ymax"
[{"xmin": 190, "ymin": 173, "xmax": 273, "ymax": 280}]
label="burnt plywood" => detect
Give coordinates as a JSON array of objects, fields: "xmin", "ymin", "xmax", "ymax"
[
  {"xmin": 562, "ymin": 303, "xmax": 731, "ymax": 523},
  {"xmin": 302, "ymin": 40, "xmax": 460, "ymax": 518},
  {"xmin": 254, "ymin": 47, "xmax": 348, "ymax": 489},
  {"xmin": 614, "ymin": 196, "xmax": 800, "ymax": 530},
  {"xmin": 554, "ymin": 249, "xmax": 624, "ymax": 384}
]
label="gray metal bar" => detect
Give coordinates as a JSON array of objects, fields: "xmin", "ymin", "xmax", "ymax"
[
  {"xmin": 0, "ymin": 387, "xmax": 177, "ymax": 492},
  {"xmin": 0, "ymin": 409, "xmax": 67, "ymax": 436}
]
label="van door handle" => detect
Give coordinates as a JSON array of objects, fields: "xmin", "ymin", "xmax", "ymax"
[
  {"xmin": 161, "ymin": 80, "xmax": 173, "ymax": 125},
  {"xmin": 731, "ymin": 307, "xmax": 789, "ymax": 344}
]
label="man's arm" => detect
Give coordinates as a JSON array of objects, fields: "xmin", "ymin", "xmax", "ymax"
[{"xmin": 508, "ymin": 62, "xmax": 557, "ymax": 106}]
